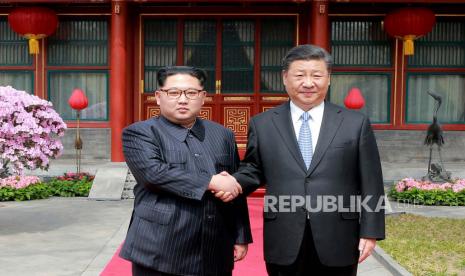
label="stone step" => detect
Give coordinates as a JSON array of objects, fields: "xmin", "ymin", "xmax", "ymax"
[{"xmin": 122, "ymin": 170, "xmax": 136, "ymax": 199}]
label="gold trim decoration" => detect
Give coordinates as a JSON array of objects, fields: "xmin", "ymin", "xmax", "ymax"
[
  {"xmin": 296, "ymin": 14, "xmax": 300, "ymax": 44},
  {"xmin": 262, "ymin": 96, "xmax": 289, "ymax": 101},
  {"xmin": 224, "ymin": 97, "xmax": 251, "ymax": 101},
  {"xmin": 262, "ymin": 106, "xmax": 275, "ymax": 112},
  {"xmin": 147, "ymin": 107, "xmax": 160, "ymax": 119},
  {"xmin": 140, "ymin": 80, "xmax": 144, "ymax": 94},
  {"xmin": 199, "ymin": 107, "xmax": 212, "ymax": 120},
  {"xmin": 205, "ymin": 96, "xmax": 213, "ymax": 102},
  {"xmin": 224, "ymin": 107, "xmax": 250, "ymax": 136},
  {"xmin": 215, "ymin": 80, "xmax": 221, "ymax": 94},
  {"xmin": 146, "ymin": 96, "xmax": 156, "ymax": 102},
  {"xmin": 237, "ymin": 144, "xmax": 247, "ymax": 149}
]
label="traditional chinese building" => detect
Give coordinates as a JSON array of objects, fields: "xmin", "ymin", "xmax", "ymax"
[{"xmin": 0, "ymin": 0, "xmax": 464, "ymax": 179}]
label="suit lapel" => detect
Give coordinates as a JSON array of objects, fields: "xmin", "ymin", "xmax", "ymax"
[
  {"xmin": 306, "ymin": 102, "xmax": 344, "ymax": 177},
  {"xmin": 272, "ymin": 102, "xmax": 307, "ymax": 173}
]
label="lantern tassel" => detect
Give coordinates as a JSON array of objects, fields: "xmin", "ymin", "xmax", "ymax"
[
  {"xmin": 24, "ymin": 34, "xmax": 45, "ymax": 55},
  {"xmin": 403, "ymin": 35, "xmax": 416, "ymax": 56},
  {"xmin": 28, "ymin": 38, "xmax": 39, "ymax": 54}
]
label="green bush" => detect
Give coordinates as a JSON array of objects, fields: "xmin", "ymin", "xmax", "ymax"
[
  {"xmin": 0, "ymin": 174, "xmax": 93, "ymax": 201},
  {"xmin": 389, "ymin": 187, "xmax": 465, "ymax": 206},
  {"xmin": 47, "ymin": 177, "xmax": 93, "ymax": 197},
  {"xmin": 0, "ymin": 183, "xmax": 52, "ymax": 201}
]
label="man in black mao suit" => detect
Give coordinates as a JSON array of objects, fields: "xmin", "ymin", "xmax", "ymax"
[
  {"xmin": 213, "ymin": 45, "xmax": 385, "ymax": 275},
  {"xmin": 120, "ymin": 66, "xmax": 252, "ymax": 276}
]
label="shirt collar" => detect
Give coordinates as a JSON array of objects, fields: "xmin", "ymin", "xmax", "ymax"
[
  {"xmin": 159, "ymin": 116, "xmax": 205, "ymax": 142},
  {"xmin": 290, "ymin": 100, "xmax": 325, "ymax": 123}
]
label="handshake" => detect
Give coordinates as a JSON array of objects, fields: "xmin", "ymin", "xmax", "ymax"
[{"xmin": 208, "ymin": 172, "xmax": 242, "ymax": 202}]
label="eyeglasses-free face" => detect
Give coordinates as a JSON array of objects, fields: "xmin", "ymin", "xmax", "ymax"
[
  {"xmin": 283, "ymin": 59, "xmax": 331, "ymax": 111},
  {"xmin": 159, "ymin": 88, "xmax": 206, "ymax": 100}
]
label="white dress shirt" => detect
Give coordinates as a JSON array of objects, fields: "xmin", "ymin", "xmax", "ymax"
[{"xmin": 290, "ymin": 100, "xmax": 325, "ymax": 153}]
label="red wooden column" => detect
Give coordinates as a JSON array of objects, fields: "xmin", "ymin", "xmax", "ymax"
[
  {"xmin": 309, "ymin": 0, "xmax": 330, "ymax": 51},
  {"xmin": 110, "ymin": 0, "xmax": 127, "ymax": 162}
]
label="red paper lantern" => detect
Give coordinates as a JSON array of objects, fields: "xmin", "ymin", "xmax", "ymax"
[
  {"xmin": 68, "ymin": 88, "xmax": 89, "ymax": 111},
  {"xmin": 8, "ymin": 7, "xmax": 58, "ymax": 55},
  {"xmin": 384, "ymin": 7, "xmax": 435, "ymax": 55},
  {"xmin": 344, "ymin": 87, "xmax": 365, "ymax": 110}
]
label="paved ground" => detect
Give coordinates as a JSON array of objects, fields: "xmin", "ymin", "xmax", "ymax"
[
  {"xmin": 389, "ymin": 200, "xmax": 465, "ymax": 219},
  {"xmin": 0, "ymin": 197, "xmax": 400, "ymax": 276},
  {"xmin": 2, "ymin": 197, "xmax": 465, "ymax": 276},
  {"xmin": 3, "ymin": 156, "xmax": 465, "ymax": 276},
  {"xmin": 0, "ymin": 198, "xmax": 132, "ymax": 276}
]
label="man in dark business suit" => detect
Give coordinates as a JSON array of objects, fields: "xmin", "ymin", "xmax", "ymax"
[
  {"xmin": 119, "ymin": 66, "xmax": 252, "ymax": 276},
  {"xmin": 213, "ymin": 45, "xmax": 385, "ymax": 275}
]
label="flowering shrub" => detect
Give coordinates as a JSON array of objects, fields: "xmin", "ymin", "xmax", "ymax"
[
  {"xmin": 0, "ymin": 86, "xmax": 67, "ymax": 176},
  {"xmin": 56, "ymin": 172, "xmax": 95, "ymax": 182},
  {"xmin": 0, "ymin": 175, "xmax": 50, "ymax": 201},
  {"xmin": 0, "ymin": 173, "xmax": 94, "ymax": 201},
  {"xmin": 394, "ymin": 178, "xmax": 465, "ymax": 193},
  {"xmin": 0, "ymin": 175, "xmax": 41, "ymax": 189},
  {"xmin": 389, "ymin": 178, "xmax": 465, "ymax": 206}
]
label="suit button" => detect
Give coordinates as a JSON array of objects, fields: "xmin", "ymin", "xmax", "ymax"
[
  {"xmin": 207, "ymin": 215, "xmax": 214, "ymax": 219},
  {"xmin": 194, "ymin": 153, "xmax": 200, "ymax": 157}
]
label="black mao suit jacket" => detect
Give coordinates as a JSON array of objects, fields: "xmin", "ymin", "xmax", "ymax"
[
  {"xmin": 234, "ymin": 101, "xmax": 385, "ymax": 267},
  {"xmin": 119, "ymin": 116, "xmax": 252, "ymax": 276}
]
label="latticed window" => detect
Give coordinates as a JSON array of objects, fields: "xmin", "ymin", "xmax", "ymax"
[
  {"xmin": 222, "ymin": 20, "xmax": 255, "ymax": 93},
  {"xmin": 330, "ymin": 20, "xmax": 392, "ymax": 124},
  {"xmin": 184, "ymin": 20, "xmax": 216, "ymax": 92},
  {"xmin": 0, "ymin": 18, "xmax": 33, "ymax": 93},
  {"xmin": 261, "ymin": 19, "xmax": 295, "ymax": 93},
  {"xmin": 144, "ymin": 20, "xmax": 177, "ymax": 92},
  {"xmin": 47, "ymin": 19, "xmax": 109, "ymax": 121},
  {"xmin": 406, "ymin": 21, "xmax": 465, "ymax": 124},
  {"xmin": 143, "ymin": 17, "xmax": 295, "ymax": 95}
]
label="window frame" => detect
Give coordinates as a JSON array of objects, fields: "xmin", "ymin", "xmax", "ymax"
[
  {"xmin": 141, "ymin": 15, "xmax": 297, "ymax": 96},
  {"xmin": 330, "ymin": 17, "xmax": 394, "ymax": 127},
  {"xmin": 403, "ymin": 18, "xmax": 465, "ymax": 130},
  {"xmin": 0, "ymin": 17, "xmax": 34, "ymax": 94},
  {"xmin": 45, "ymin": 16, "xmax": 110, "ymax": 123}
]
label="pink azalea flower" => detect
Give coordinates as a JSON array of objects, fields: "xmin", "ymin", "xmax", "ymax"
[
  {"xmin": 0, "ymin": 86, "xmax": 67, "ymax": 176},
  {"xmin": 395, "ymin": 178, "xmax": 465, "ymax": 194},
  {"xmin": 0, "ymin": 175, "xmax": 41, "ymax": 189}
]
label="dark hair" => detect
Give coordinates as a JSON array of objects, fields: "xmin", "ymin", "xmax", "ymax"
[
  {"xmin": 282, "ymin": 44, "xmax": 333, "ymax": 72},
  {"xmin": 157, "ymin": 66, "xmax": 207, "ymax": 88}
]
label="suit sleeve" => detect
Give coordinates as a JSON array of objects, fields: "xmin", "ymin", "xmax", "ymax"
[
  {"xmin": 358, "ymin": 116, "xmax": 386, "ymax": 240},
  {"xmin": 231, "ymin": 141, "xmax": 253, "ymax": 244},
  {"xmin": 122, "ymin": 124, "xmax": 210, "ymax": 201},
  {"xmin": 233, "ymin": 118, "xmax": 265, "ymax": 195}
]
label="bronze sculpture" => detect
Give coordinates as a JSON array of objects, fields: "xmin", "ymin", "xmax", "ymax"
[{"xmin": 423, "ymin": 91, "xmax": 451, "ymax": 182}]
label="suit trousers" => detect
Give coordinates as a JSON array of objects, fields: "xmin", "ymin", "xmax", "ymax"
[
  {"xmin": 132, "ymin": 262, "xmax": 233, "ymax": 276},
  {"xmin": 132, "ymin": 263, "xmax": 178, "ymax": 276},
  {"xmin": 265, "ymin": 222, "xmax": 358, "ymax": 276}
]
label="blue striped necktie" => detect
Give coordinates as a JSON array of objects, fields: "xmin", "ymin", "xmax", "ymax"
[{"xmin": 298, "ymin": 112, "xmax": 313, "ymax": 169}]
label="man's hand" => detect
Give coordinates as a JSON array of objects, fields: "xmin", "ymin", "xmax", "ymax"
[
  {"xmin": 358, "ymin": 238, "xmax": 376, "ymax": 263},
  {"xmin": 209, "ymin": 172, "xmax": 242, "ymax": 202},
  {"xmin": 234, "ymin": 244, "xmax": 248, "ymax": 262}
]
